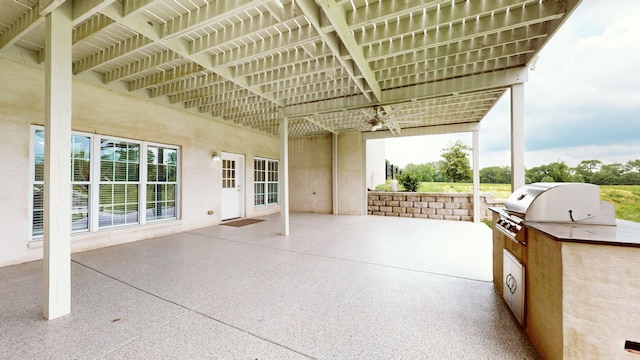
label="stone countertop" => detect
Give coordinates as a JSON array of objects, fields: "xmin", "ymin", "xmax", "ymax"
[{"xmin": 525, "ymin": 220, "xmax": 640, "ymax": 247}]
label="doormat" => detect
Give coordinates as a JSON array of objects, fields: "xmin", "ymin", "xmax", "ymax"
[{"xmin": 222, "ymin": 218, "xmax": 264, "ymax": 227}]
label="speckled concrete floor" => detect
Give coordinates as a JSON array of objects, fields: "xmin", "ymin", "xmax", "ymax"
[{"xmin": 0, "ymin": 213, "xmax": 539, "ymax": 359}]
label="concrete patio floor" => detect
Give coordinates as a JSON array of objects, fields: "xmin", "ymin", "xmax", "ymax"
[{"xmin": 0, "ymin": 213, "xmax": 539, "ymax": 359}]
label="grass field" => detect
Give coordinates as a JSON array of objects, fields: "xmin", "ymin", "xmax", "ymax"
[{"xmin": 376, "ymin": 182, "xmax": 640, "ymax": 223}]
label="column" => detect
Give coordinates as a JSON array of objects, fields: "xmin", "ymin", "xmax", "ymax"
[
  {"xmin": 472, "ymin": 130, "xmax": 480, "ymax": 222},
  {"xmin": 280, "ymin": 117, "xmax": 290, "ymax": 235},
  {"xmin": 332, "ymin": 133, "xmax": 338, "ymax": 214},
  {"xmin": 42, "ymin": 0, "xmax": 72, "ymax": 320},
  {"xmin": 511, "ymin": 83, "xmax": 525, "ymax": 191}
]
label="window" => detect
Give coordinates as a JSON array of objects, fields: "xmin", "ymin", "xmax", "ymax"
[
  {"xmin": 32, "ymin": 129, "xmax": 44, "ymax": 237},
  {"xmin": 71, "ymin": 134, "xmax": 91, "ymax": 232},
  {"xmin": 98, "ymin": 139, "xmax": 140, "ymax": 228},
  {"xmin": 30, "ymin": 127, "xmax": 179, "ymax": 239},
  {"xmin": 254, "ymin": 158, "xmax": 278, "ymax": 206},
  {"xmin": 146, "ymin": 145, "xmax": 178, "ymax": 221}
]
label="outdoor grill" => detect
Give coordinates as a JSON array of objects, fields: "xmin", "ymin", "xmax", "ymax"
[{"xmin": 494, "ymin": 182, "xmax": 616, "ymax": 244}]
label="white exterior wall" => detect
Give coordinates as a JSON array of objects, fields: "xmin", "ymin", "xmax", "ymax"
[
  {"xmin": 288, "ymin": 132, "xmax": 365, "ymax": 215},
  {"xmin": 365, "ymin": 139, "xmax": 385, "ymax": 190},
  {"xmin": 0, "ymin": 58, "xmax": 280, "ymax": 267},
  {"xmin": 289, "ymin": 135, "xmax": 333, "ymax": 213}
]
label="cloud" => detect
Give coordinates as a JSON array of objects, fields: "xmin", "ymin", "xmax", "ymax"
[{"xmin": 386, "ymin": 1, "xmax": 640, "ymax": 170}]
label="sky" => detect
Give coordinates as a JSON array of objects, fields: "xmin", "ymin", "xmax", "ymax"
[{"xmin": 385, "ymin": 0, "xmax": 640, "ymax": 169}]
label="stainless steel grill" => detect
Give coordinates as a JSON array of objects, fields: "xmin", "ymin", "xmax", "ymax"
[{"xmin": 494, "ymin": 182, "xmax": 616, "ymax": 244}]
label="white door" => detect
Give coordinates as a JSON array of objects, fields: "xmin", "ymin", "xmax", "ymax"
[{"xmin": 221, "ymin": 153, "xmax": 244, "ymax": 220}]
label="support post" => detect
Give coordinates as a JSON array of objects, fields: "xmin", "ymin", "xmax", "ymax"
[
  {"xmin": 43, "ymin": 0, "xmax": 72, "ymax": 320},
  {"xmin": 279, "ymin": 116, "xmax": 290, "ymax": 235},
  {"xmin": 361, "ymin": 137, "xmax": 367, "ymax": 215},
  {"xmin": 511, "ymin": 83, "xmax": 526, "ymax": 191},
  {"xmin": 332, "ymin": 133, "xmax": 338, "ymax": 214},
  {"xmin": 472, "ymin": 130, "xmax": 480, "ymax": 223}
]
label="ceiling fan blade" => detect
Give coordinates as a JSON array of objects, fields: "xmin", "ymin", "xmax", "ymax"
[{"xmin": 380, "ymin": 104, "xmax": 406, "ymax": 120}]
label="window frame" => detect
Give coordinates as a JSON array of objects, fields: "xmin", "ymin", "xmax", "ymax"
[
  {"xmin": 254, "ymin": 157, "xmax": 279, "ymax": 207},
  {"xmin": 30, "ymin": 126, "xmax": 180, "ymax": 241}
]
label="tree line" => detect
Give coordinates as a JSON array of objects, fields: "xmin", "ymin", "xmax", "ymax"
[{"xmin": 390, "ymin": 140, "xmax": 640, "ymax": 188}]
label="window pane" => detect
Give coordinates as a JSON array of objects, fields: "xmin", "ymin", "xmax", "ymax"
[
  {"xmin": 100, "ymin": 161, "xmax": 113, "ymax": 181},
  {"xmin": 72, "ymin": 159, "xmax": 90, "ymax": 182},
  {"xmin": 34, "ymin": 130, "xmax": 45, "ymax": 182},
  {"xmin": 148, "ymin": 163, "xmax": 158, "ymax": 182},
  {"xmin": 254, "ymin": 183, "xmax": 265, "ymax": 206},
  {"xmin": 147, "ymin": 147, "xmax": 158, "ymax": 165},
  {"xmin": 32, "ymin": 184, "xmax": 44, "ymax": 236},
  {"xmin": 146, "ymin": 184, "xmax": 177, "ymax": 221},
  {"xmin": 98, "ymin": 183, "xmax": 139, "ymax": 228},
  {"xmin": 167, "ymin": 165, "xmax": 177, "ymax": 182},
  {"xmin": 72, "ymin": 185, "xmax": 89, "ymax": 232},
  {"xmin": 127, "ymin": 163, "xmax": 139, "ymax": 181},
  {"xmin": 268, "ymin": 183, "xmax": 279, "ymax": 204}
]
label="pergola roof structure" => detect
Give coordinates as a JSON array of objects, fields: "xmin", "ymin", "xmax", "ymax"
[{"xmin": 0, "ymin": 0, "xmax": 580, "ymax": 138}]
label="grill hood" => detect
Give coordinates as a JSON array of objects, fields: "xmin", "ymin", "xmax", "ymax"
[{"xmin": 505, "ymin": 182, "xmax": 616, "ymax": 225}]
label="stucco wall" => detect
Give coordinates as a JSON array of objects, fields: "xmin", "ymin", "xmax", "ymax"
[
  {"xmin": 0, "ymin": 57, "xmax": 280, "ymax": 267},
  {"xmin": 562, "ymin": 242, "xmax": 640, "ymax": 359},
  {"xmin": 288, "ymin": 135, "xmax": 333, "ymax": 213},
  {"xmin": 338, "ymin": 132, "xmax": 364, "ymax": 215},
  {"xmin": 365, "ymin": 139, "xmax": 385, "ymax": 189}
]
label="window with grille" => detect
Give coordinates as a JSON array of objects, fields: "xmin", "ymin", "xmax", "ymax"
[
  {"xmin": 30, "ymin": 126, "xmax": 179, "ymax": 240},
  {"xmin": 254, "ymin": 158, "xmax": 278, "ymax": 206},
  {"xmin": 71, "ymin": 134, "xmax": 91, "ymax": 232},
  {"xmin": 146, "ymin": 146, "xmax": 178, "ymax": 221},
  {"xmin": 98, "ymin": 139, "xmax": 140, "ymax": 228},
  {"xmin": 222, "ymin": 159, "xmax": 236, "ymax": 189}
]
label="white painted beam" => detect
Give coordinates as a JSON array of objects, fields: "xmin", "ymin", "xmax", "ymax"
[
  {"xmin": 369, "ymin": 26, "xmax": 547, "ymax": 72},
  {"xmin": 295, "ymin": 0, "xmax": 373, "ymax": 102},
  {"xmin": 363, "ymin": 122, "xmax": 480, "ymax": 140},
  {"xmin": 510, "ymin": 83, "xmax": 525, "ymax": 191},
  {"xmin": 128, "ymin": 63, "xmax": 204, "ymax": 91},
  {"xmin": 162, "ymin": 0, "xmax": 265, "ymax": 40},
  {"xmin": 42, "ymin": 0, "xmax": 72, "ymax": 320},
  {"xmin": 100, "ymin": 3, "xmax": 283, "ymax": 106},
  {"xmin": 122, "ymin": 0, "xmax": 155, "ymax": 17},
  {"xmin": 72, "ymin": 34, "xmax": 152, "ymax": 74},
  {"xmin": 72, "ymin": 14, "xmax": 115, "ymax": 44},
  {"xmin": 279, "ymin": 116, "xmax": 290, "ymax": 235},
  {"xmin": 315, "ymin": 0, "xmax": 381, "ymax": 102},
  {"xmin": 150, "ymin": 72, "xmax": 223, "ymax": 98},
  {"xmin": 104, "ymin": 50, "xmax": 181, "ymax": 83},
  {"xmin": 72, "ymin": 0, "xmax": 116, "ymax": 25},
  {"xmin": 362, "ymin": 4, "xmax": 561, "ymax": 61},
  {"xmin": 210, "ymin": 24, "xmax": 318, "ymax": 68},
  {"xmin": 284, "ymin": 67, "xmax": 528, "ymax": 118},
  {"xmin": 190, "ymin": 2, "xmax": 300, "ymax": 54},
  {"xmin": 304, "ymin": 116, "xmax": 338, "ymax": 134},
  {"xmin": 0, "ymin": 5, "xmax": 42, "ymax": 50},
  {"xmin": 39, "ymin": 0, "xmax": 66, "ymax": 16},
  {"xmin": 353, "ymin": 0, "xmax": 538, "ymax": 46}
]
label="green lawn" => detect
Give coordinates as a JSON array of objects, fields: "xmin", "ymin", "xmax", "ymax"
[{"xmin": 376, "ymin": 181, "xmax": 640, "ymax": 223}]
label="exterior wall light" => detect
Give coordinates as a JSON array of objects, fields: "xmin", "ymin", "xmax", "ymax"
[
  {"xmin": 625, "ymin": 340, "xmax": 640, "ymax": 355},
  {"xmin": 212, "ymin": 152, "xmax": 221, "ymax": 161}
]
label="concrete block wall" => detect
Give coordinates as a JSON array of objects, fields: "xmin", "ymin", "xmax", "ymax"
[{"xmin": 367, "ymin": 191, "xmax": 504, "ymax": 221}]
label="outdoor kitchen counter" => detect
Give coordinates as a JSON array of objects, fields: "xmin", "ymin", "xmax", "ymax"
[
  {"xmin": 491, "ymin": 210, "xmax": 640, "ymax": 359},
  {"xmin": 524, "ymin": 219, "xmax": 640, "ymax": 247}
]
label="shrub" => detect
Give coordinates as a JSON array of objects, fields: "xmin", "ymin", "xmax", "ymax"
[{"xmin": 397, "ymin": 171, "xmax": 421, "ymax": 192}]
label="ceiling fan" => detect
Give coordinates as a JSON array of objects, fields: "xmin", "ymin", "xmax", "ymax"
[
  {"xmin": 363, "ymin": 105, "xmax": 404, "ymax": 134},
  {"xmin": 367, "ymin": 105, "xmax": 386, "ymax": 131}
]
